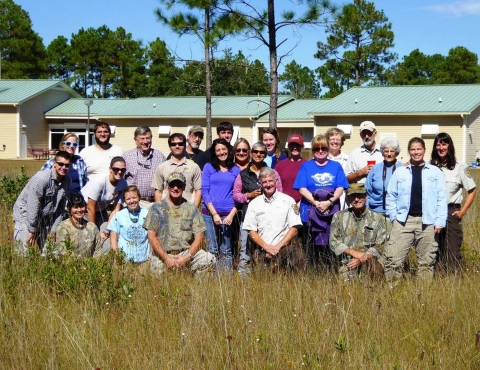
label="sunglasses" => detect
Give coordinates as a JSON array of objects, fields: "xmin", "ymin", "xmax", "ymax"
[
  {"xmin": 251, "ymin": 149, "xmax": 266, "ymax": 155},
  {"xmin": 288, "ymin": 144, "xmax": 302, "ymax": 150},
  {"xmin": 111, "ymin": 167, "xmax": 126, "ymax": 174},
  {"xmin": 168, "ymin": 181, "xmax": 184, "ymax": 189},
  {"xmin": 56, "ymin": 162, "xmax": 70, "ymax": 168},
  {"xmin": 63, "ymin": 141, "xmax": 79, "ymax": 148},
  {"xmin": 170, "ymin": 142, "xmax": 185, "ymax": 147},
  {"xmin": 312, "ymin": 147, "xmax": 328, "ymax": 152},
  {"xmin": 235, "ymin": 148, "xmax": 249, "ymax": 153}
]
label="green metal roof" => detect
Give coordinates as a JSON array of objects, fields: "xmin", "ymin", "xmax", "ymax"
[
  {"xmin": 0, "ymin": 79, "xmax": 81, "ymax": 104},
  {"xmin": 46, "ymin": 95, "xmax": 295, "ymax": 118},
  {"xmin": 259, "ymin": 99, "xmax": 331, "ymax": 121},
  {"xmin": 309, "ymin": 85, "xmax": 480, "ymax": 116}
]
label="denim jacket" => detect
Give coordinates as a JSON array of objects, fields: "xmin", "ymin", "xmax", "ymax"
[{"xmin": 386, "ymin": 163, "xmax": 447, "ymax": 227}]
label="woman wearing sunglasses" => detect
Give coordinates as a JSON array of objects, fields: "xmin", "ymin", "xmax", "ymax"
[
  {"xmin": 81, "ymin": 156, "xmax": 128, "ymax": 248},
  {"xmin": 233, "ymin": 142, "xmax": 283, "ymax": 273},
  {"xmin": 233, "ymin": 138, "xmax": 251, "ymax": 171},
  {"xmin": 293, "ymin": 134, "xmax": 348, "ymax": 270},
  {"xmin": 41, "ymin": 132, "xmax": 88, "ymax": 197}
]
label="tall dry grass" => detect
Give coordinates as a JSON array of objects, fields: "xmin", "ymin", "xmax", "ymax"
[{"xmin": 0, "ymin": 165, "xmax": 480, "ymax": 369}]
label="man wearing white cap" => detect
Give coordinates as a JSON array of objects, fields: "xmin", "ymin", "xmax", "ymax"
[{"xmin": 346, "ymin": 121, "xmax": 384, "ymax": 184}]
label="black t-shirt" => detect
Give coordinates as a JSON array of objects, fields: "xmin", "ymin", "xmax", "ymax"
[{"xmin": 409, "ymin": 165, "xmax": 423, "ymax": 215}]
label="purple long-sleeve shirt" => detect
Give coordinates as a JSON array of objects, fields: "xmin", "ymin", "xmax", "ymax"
[{"xmin": 201, "ymin": 163, "xmax": 240, "ymax": 214}]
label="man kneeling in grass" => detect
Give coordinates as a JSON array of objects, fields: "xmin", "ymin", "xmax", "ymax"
[
  {"xmin": 243, "ymin": 167, "xmax": 306, "ymax": 272},
  {"xmin": 329, "ymin": 183, "xmax": 386, "ymax": 281},
  {"xmin": 144, "ymin": 172, "xmax": 216, "ymax": 274}
]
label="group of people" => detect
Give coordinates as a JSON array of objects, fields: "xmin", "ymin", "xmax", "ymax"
[{"xmin": 12, "ymin": 119, "xmax": 476, "ymax": 281}]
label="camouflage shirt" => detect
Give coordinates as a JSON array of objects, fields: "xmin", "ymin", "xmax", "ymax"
[
  {"xmin": 330, "ymin": 208, "xmax": 386, "ymax": 260},
  {"xmin": 143, "ymin": 199, "xmax": 206, "ymax": 252},
  {"xmin": 55, "ymin": 218, "xmax": 102, "ymax": 258}
]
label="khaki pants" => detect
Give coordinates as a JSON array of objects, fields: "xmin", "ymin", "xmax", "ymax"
[
  {"xmin": 150, "ymin": 249, "xmax": 216, "ymax": 274},
  {"xmin": 251, "ymin": 237, "xmax": 306, "ymax": 273},
  {"xmin": 384, "ymin": 216, "xmax": 438, "ymax": 282}
]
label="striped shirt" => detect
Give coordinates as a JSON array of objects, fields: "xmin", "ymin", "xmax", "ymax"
[{"xmin": 13, "ymin": 168, "xmax": 71, "ymax": 233}]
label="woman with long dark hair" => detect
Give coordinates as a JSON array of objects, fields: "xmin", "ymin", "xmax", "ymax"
[
  {"xmin": 430, "ymin": 132, "xmax": 476, "ymax": 274},
  {"xmin": 202, "ymin": 138, "xmax": 240, "ymax": 269}
]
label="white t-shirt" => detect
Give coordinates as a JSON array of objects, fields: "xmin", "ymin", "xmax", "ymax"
[
  {"xmin": 81, "ymin": 175, "xmax": 128, "ymax": 212},
  {"xmin": 80, "ymin": 144, "xmax": 123, "ymax": 182}
]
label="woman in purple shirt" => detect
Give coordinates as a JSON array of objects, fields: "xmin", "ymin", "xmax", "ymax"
[{"xmin": 202, "ymin": 138, "xmax": 240, "ymax": 270}]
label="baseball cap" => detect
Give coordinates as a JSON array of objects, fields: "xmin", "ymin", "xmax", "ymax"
[
  {"xmin": 347, "ymin": 183, "xmax": 367, "ymax": 196},
  {"xmin": 359, "ymin": 121, "xmax": 376, "ymax": 132},
  {"xmin": 189, "ymin": 125, "xmax": 204, "ymax": 135},
  {"xmin": 166, "ymin": 172, "xmax": 186, "ymax": 184},
  {"xmin": 287, "ymin": 134, "xmax": 304, "ymax": 146}
]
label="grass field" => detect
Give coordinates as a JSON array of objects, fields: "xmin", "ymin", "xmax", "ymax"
[{"xmin": 1, "ymin": 161, "xmax": 480, "ymax": 369}]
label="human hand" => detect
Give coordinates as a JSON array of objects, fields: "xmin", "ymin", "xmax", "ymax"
[
  {"xmin": 347, "ymin": 257, "xmax": 362, "ymax": 269},
  {"xmin": 174, "ymin": 254, "xmax": 191, "ymax": 268},
  {"xmin": 434, "ymin": 226, "xmax": 443, "ymax": 234},
  {"xmin": 452, "ymin": 210, "xmax": 466, "ymax": 219},
  {"xmin": 212, "ymin": 214, "xmax": 222, "ymax": 225},
  {"xmin": 223, "ymin": 215, "xmax": 234, "ymax": 226},
  {"xmin": 264, "ymin": 244, "xmax": 280, "ymax": 257},
  {"xmin": 165, "ymin": 255, "xmax": 177, "ymax": 269},
  {"xmin": 249, "ymin": 189, "xmax": 262, "ymax": 199},
  {"xmin": 27, "ymin": 232, "xmax": 36, "ymax": 245}
]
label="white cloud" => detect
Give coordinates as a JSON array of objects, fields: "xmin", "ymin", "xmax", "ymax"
[{"xmin": 423, "ymin": 0, "xmax": 480, "ymax": 16}]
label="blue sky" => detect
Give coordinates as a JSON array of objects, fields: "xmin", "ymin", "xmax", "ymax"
[{"xmin": 14, "ymin": 0, "xmax": 480, "ymax": 75}]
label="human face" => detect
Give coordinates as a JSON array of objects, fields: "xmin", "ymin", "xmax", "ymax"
[
  {"xmin": 260, "ymin": 175, "xmax": 277, "ymax": 198},
  {"xmin": 312, "ymin": 144, "xmax": 329, "ymax": 162},
  {"xmin": 288, "ymin": 143, "xmax": 303, "ymax": 159},
  {"xmin": 169, "ymin": 139, "xmax": 186, "ymax": 156},
  {"xmin": 235, "ymin": 143, "xmax": 250, "ymax": 164},
  {"xmin": 135, "ymin": 133, "xmax": 152, "ymax": 153},
  {"xmin": 409, "ymin": 142, "xmax": 425, "ymax": 162},
  {"xmin": 62, "ymin": 136, "xmax": 78, "ymax": 155},
  {"xmin": 349, "ymin": 193, "xmax": 367, "ymax": 213},
  {"xmin": 251, "ymin": 147, "xmax": 266, "ymax": 164},
  {"xmin": 328, "ymin": 134, "xmax": 342, "ymax": 153},
  {"xmin": 124, "ymin": 191, "xmax": 140, "ymax": 212},
  {"xmin": 436, "ymin": 141, "xmax": 449, "ymax": 162},
  {"xmin": 218, "ymin": 130, "xmax": 233, "ymax": 143},
  {"xmin": 188, "ymin": 132, "xmax": 203, "ymax": 149},
  {"xmin": 382, "ymin": 147, "xmax": 397, "ymax": 163},
  {"xmin": 110, "ymin": 161, "xmax": 126, "ymax": 180},
  {"xmin": 360, "ymin": 129, "xmax": 376, "ymax": 148},
  {"xmin": 54, "ymin": 158, "xmax": 71, "ymax": 178},
  {"xmin": 215, "ymin": 143, "xmax": 229, "ymax": 163},
  {"xmin": 262, "ymin": 133, "xmax": 277, "ymax": 154},
  {"xmin": 94, "ymin": 126, "xmax": 111, "ymax": 145},
  {"xmin": 70, "ymin": 204, "xmax": 86, "ymax": 221},
  {"xmin": 167, "ymin": 181, "xmax": 185, "ymax": 201}
]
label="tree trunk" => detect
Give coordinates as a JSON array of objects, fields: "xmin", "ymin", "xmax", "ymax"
[
  {"xmin": 268, "ymin": 0, "xmax": 278, "ymax": 130},
  {"xmin": 205, "ymin": 8, "xmax": 213, "ymax": 147}
]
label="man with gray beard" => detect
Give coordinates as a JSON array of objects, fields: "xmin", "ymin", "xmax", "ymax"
[{"xmin": 346, "ymin": 121, "xmax": 384, "ymax": 184}]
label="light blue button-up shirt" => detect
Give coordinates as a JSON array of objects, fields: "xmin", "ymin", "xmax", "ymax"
[{"xmin": 386, "ymin": 163, "xmax": 447, "ymax": 227}]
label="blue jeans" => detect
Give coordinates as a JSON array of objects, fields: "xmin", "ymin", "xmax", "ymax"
[
  {"xmin": 237, "ymin": 225, "xmax": 251, "ymax": 274},
  {"xmin": 202, "ymin": 214, "xmax": 233, "ymax": 270}
]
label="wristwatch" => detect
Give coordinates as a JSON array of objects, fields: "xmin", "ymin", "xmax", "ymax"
[{"xmin": 187, "ymin": 251, "xmax": 194, "ymax": 259}]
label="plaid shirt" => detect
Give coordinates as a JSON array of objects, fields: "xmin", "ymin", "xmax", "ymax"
[
  {"xmin": 41, "ymin": 154, "xmax": 88, "ymax": 194},
  {"xmin": 124, "ymin": 147, "xmax": 166, "ymax": 198},
  {"xmin": 13, "ymin": 168, "xmax": 71, "ymax": 234}
]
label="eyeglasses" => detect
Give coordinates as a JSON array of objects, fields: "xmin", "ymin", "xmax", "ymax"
[
  {"xmin": 312, "ymin": 147, "xmax": 328, "ymax": 152},
  {"xmin": 170, "ymin": 142, "xmax": 185, "ymax": 147},
  {"xmin": 168, "ymin": 182, "xmax": 184, "ymax": 189},
  {"xmin": 288, "ymin": 144, "xmax": 302, "ymax": 150},
  {"xmin": 251, "ymin": 150, "xmax": 266, "ymax": 155},
  {"xmin": 235, "ymin": 148, "xmax": 249, "ymax": 153},
  {"xmin": 111, "ymin": 167, "xmax": 126, "ymax": 174},
  {"xmin": 56, "ymin": 162, "xmax": 70, "ymax": 168},
  {"xmin": 63, "ymin": 141, "xmax": 79, "ymax": 148}
]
